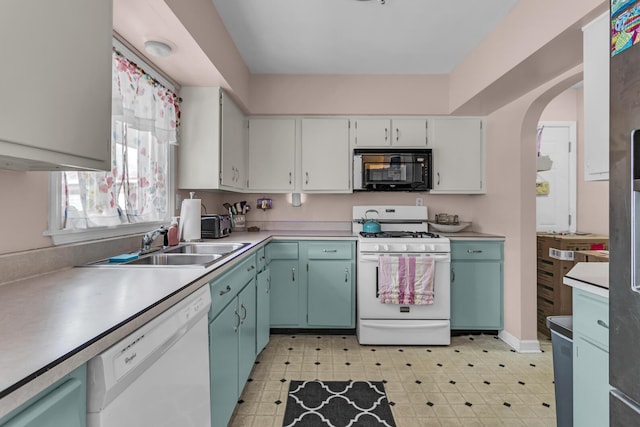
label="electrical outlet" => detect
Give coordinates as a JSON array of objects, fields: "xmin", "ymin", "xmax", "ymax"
[{"xmin": 416, "ymin": 197, "xmax": 423, "ymax": 206}]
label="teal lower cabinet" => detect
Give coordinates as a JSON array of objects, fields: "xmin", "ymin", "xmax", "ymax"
[
  {"xmin": 267, "ymin": 242, "xmax": 301, "ymax": 327},
  {"xmin": 573, "ymin": 288, "xmax": 610, "ymax": 427},
  {"xmin": 450, "ymin": 240, "xmax": 504, "ymax": 331},
  {"xmin": 209, "ymin": 298, "xmax": 240, "ymax": 427},
  {"xmin": 307, "ymin": 259, "xmax": 354, "ymax": 328},
  {"xmin": 0, "ymin": 365, "xmax": 86, "ymax": 427},
  {"xmin": 256, "ymin": 267, "xmax": 270, "ymax": 353},
  {"xmin": 208, "ymin": 254, "xmax": 257, "ymax": 427},
  {"xmin": 267, "ymin": 240, "xmax": 355, "ymax": 329}
]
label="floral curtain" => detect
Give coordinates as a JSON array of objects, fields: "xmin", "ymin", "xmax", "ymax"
[{"xmin": 61, "ymin": 50, "xmax": 180, "ymax": 230}]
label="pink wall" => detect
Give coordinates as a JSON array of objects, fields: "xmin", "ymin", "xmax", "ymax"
[
  {"xmin": 538, "ymin": 86, "xmax": 609, "ymax": 235},
  {"xmin": 450, "ymin": 0, "xmax": 606, "ymax": 114},
  {"xmin": 471, "ymin": 65, "xmax": 583, "ymax": 342},
  {"xmin": 0, "ymin": 171, "xmax": 50, "ymax": 254},
  {"xmin": 575, "ymin": 88, "xmax": 609, "ymax": 235},
  {"xmin": 249, "ymin": 74, "xmax": 450, "ymax": 115}
]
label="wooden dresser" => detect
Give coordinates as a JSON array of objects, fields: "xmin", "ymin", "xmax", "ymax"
[{"xmin": 536, "ymin": 233, "xmax": 609, "ymax": 337}]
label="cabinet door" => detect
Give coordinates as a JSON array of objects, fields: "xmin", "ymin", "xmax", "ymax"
[
  {"xmin": 178, "ymin": 87, "xmax": 222, "ymax": 190},
  {"xmin": 0, "ymin": 366, "xmax": 86, "ymax": 427},
  {"xmin": 209, "ymin": 301, "xmax": 240, "ymax": 427},
  {"xmin": 221, "ymin": 92, "xmax": 248, "ymax": 190},
  {"xmin": 269, "ymin": 259, "xmax": 301, "ymax": 327},
  {"xmin": 450, "ymin": 261, "xmax": 503, "ymax": 330},
  {"xmin": 307, "ymin": 260, "xmax": 354, "ymax": 328},
  {"xmin": 301, "ymin": 118, "xmax": 351, "ymax": 192},
  {"xmin": 256, "ymin": 268, "xmax": 271, "ymax": 354},
  {"xmin": 353, "ymin": 119, "xmax": 392, "ymax": 147},
  {"xmin": 574, "ymin": 336, "xmax": 609, "ymax": 427},
  {"xmin": 392, "ymin": 119, "xmax": 428, "ymax": 147},
  {"xmin": 248, "ymin": 118, "xmax": 295, "ymax": 192},
  {"xmin": 583, "ymin": 13, "xmax": 609, "ymax": 181},
  {"xmin": 430, "ymin": 117, "xmax": 485, "ymax": 194},
  {"xmin": 0, "ymin": 0, "xmax": 112, "ymax": 171},
  {"xmin": 238, "ymin": 282, "xmax": 257, "ymax": 389}
]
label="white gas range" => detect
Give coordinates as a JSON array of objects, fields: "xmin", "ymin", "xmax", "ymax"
[{"xmin": 353, "ymin": 206, "xmax": 451, "ymax": 345}]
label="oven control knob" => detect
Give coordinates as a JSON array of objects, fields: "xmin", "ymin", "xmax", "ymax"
[{"xmin": 381, "ymin": 244, "xmax": 389, "ymax": 251}]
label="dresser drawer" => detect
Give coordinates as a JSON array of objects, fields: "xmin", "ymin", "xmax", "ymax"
[
  {"xmin": 573, "ymin": 289, "xmax": 609, "ymax": 350},
  {"xmin": 451, "ymin": 242, "xmax": 503, "ymax": 260},
  {"xmin": 306, "ymin": 241, "xmax": 353, "ymax": 260}
]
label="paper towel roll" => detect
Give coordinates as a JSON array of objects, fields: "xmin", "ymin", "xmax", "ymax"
[{"xmin": 180, "ymin": 199, "xmax": 201, "ymax": 241}]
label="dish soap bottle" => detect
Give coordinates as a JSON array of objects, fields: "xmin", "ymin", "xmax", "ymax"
[{"xmin": 168, "ymin": 217, "xmax": 179, "ymax": 246}]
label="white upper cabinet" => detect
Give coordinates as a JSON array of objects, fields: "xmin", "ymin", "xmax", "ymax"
[
  {"xmin": 248, "ymin": 118, "xmax": 296, "ymax": 192},
  {"xmin": 0, "ymin": 0, "xmax": 112, "ymax": 171},
  {"xmin": 390, "ymin": 119, "xmax": 429, "ymax": 147},
  {"xmin": 301, "ymin": 118, "xmax": 351, "ymax": 192},
  {"xmin": 178, "ymin": 87, "xmax": 247, "ymax": 191},
  {"xmin": 178, "ymin": 87, "xmax": 222, "ymax": 190},
  {"xmin": 582, "ymin": 13, "xmax": 609, "ymax": 181},
  {"xmin": 430, "ymin": 117, "xmax": 485, "ymax": 194},
  {"xmin": 352, "ymin": 118, "xmax": 428, "ymax": 147},
  {"xmin": 221, "ymin": 92, "xmax": 248, "ymax": 190}
]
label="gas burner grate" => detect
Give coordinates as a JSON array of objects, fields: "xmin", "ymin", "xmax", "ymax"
[{"xmin": 359, "ymin": 231, "xmax": 440, "ymax": 239}]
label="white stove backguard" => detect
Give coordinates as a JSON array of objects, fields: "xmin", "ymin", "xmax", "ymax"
[{"xmin": 352, "ymin": 206, "xmax": 429, "ymax": 233}]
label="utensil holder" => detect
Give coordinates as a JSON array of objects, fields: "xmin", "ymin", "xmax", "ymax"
[{"xmin": 232, "ymin": 214, "xmax": 246, "ymax": 231}]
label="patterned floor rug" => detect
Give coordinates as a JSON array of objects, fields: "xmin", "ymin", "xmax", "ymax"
[{"xmin": 282, "ymin": 380, "xmax": 396, "ymax": 427}]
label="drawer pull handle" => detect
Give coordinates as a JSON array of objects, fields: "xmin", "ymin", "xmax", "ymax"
[
  {"xmin": 219, "ymin": 285, "xmax": 231, "ymax": 296},
  {"xmin": 451, "ymin": 268, "xmax": 455, "ymax": 283},
  {"xmin": 345, "ymin": 268, "xmax": 349, "ymax": 283},
  {"xmin": 323, "ymin": 249, "xmax": 338, "ymax": 253},
  {"xmin": 467, "ymin": 249, "xmax": 483, "ymax": 253},
  {"xmin": 247, "ymin": 265, "xmax": 255, "ymax": 271},
  {"xmin": 292, "ymin": 267, "xmax": 296, "ymax": 282},
  {"xmin": 597, "ymin": 319, "xmax": 609, "ymax": 329}
]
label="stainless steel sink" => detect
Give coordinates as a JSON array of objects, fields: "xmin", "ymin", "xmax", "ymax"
[
  {"xmin": 81, "ymin": 242, "xmax": 250, "ymax": 268},
  {"xmin": 125, "ymin": 253, "xmax": 222, "ymax": 267},
  {"xmin": 163, "ymin": 242, "xmax": 249, "ymax": 255}
]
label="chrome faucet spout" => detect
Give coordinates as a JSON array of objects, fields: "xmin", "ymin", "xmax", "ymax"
[{"xmin": 141, "ymin": 226, "xmax": 168, "ymax": 252}]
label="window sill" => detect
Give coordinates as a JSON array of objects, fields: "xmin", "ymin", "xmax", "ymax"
[{"xmin": 44, "ymin": 221, "xmax": 166, "ymax": 246}]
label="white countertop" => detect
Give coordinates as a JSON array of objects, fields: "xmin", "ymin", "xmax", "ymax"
[
  {"xmin": 0, "ymin": 230, "xmax": 358, "ymax": 417},
  {"xmin": 563, "ymin": 262, "xmax": 609, "ymax": 298},
  {"xmin": 0, "ymin": 228, "xmax": 502, "ymax": 417}
]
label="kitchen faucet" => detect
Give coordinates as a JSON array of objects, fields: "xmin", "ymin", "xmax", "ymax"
[{"xmin": 141, "ymin": 226, "xmax": 168, "ymax": 254}]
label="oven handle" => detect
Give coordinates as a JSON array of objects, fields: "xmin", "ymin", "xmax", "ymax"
[
  {"xmin": 376, "ymin": 266, "xmax": 379, "ymax": 298},
  {"xmin": 359, "ymin": 253, "xmax": 450, "ymax": 262}
]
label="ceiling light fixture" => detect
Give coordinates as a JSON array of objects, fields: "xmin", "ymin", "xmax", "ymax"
[{"xmin": 144, "ymin": 40, "xmax": 172, "ymax": 58}]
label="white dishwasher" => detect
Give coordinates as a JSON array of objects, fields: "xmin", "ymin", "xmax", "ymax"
[{"xmin": 87, "ymin": 285, "xmax": 212, "ymax": 427}]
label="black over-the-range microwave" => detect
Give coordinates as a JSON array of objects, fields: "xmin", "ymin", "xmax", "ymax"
[{"xmin": 353, "ymin": 148, "xmax": 433, "ymax": 192}]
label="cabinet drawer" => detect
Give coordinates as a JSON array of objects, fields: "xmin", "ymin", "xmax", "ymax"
[
  {"xmin": 209, "ymin": 255, "xmax": 256, "ymax": 319},
  {"xmin": 451, "ymin": 242, "xmax": 502, "ymax": 260},
  {"xmin": 306, "ymin": 241, "xmax": 353, "ymax": 259},
  {"xmin": 266, "ymin": 242, "xmax": 298, "ymax": 261},
  {"xmin": 573, "ymin": 289, "xmax": 609, "ymax": 350}
]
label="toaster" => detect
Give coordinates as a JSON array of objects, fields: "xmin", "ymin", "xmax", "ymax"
[{"xmin": 201, "ymin": 214, "xmax": 231, "ymax": 239}]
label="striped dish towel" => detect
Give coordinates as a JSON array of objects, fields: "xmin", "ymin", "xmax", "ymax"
[{"xmin": 378, "ymin": 256, "xmax": 435, "ymax": 305}]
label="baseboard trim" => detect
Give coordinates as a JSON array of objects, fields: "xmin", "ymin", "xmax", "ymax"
[{"xmin": 498, "ymin": 330, "xmax": 541, "ymax": 353}]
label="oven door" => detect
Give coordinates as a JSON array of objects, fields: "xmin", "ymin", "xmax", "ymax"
[{"xmin": 357, "ymin": 252, "xmax": 450, "ymax": 319}]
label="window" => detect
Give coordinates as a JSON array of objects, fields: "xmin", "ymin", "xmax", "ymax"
[{"xmin": 48, "ymin": 41, "xmax": 180, "ymax": 244}]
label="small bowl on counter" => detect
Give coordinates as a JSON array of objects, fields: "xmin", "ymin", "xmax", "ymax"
[{"xmin": 428, "ymin": 221, "xmax": 472, "ymax": 233}]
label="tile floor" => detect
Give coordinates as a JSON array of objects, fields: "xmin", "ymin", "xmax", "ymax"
[{"xmin": 229, "ymin": 333, "xmax": 556, "ymax": 427}]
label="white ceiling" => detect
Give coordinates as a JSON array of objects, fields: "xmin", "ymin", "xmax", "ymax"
[{"xmin": 211, "ymin": 0, "xmax": 521, "ymax": 75}]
